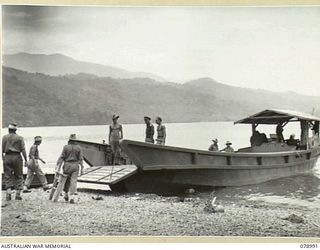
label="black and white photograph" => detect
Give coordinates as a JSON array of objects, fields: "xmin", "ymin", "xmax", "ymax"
[{"xmin": 1, "ymin": 4, "xmax": 320, "ymax": 238}]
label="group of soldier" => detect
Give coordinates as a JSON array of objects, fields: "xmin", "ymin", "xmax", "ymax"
[
  {"xmin": 3, "ymin": 115, "xmax": 237, "ymax": 204},
  {"xmin": 109, "ymin": 115, "xmax": 166, "ymax": 164},
  {"xmin": 144, "ymin": 116, "xmax": 166, "ymax": 145},
  {"xmin": 2, "ymin": 123, "xmax": 84, "ymax": 204},
  {"xmin": 2, "ymin": 115, "xmax": 167, "ymax": 204},
  {"xmin": 208, "ymin": 139, "xmax": 234, "ymax": 152}
]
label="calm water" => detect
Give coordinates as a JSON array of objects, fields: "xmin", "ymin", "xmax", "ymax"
[{"xmin": 1, "ymin": 122, "xmax": 320, "ymax": 207}]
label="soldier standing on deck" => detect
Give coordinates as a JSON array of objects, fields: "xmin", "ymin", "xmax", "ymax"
[
  {"xmin": 220, "ymin": 141, "xmax": 235, "ymax": 152},
  {"xmin": 155, "ymin": 117, "xmax": 166, "ymax": 145},
  {"xmin": 276, "ymin": 123, "xmax": 284, "ymax": 142},
  {"xmin": 2, "ymin": 123, "xmax": 28, "ymax": 201},
  {"xmin": 144, "ymin": 116, "xmax": 154, "ymax": 143},
  {"xmin": 23, "ymin": 136, "xmax": 50, "ymax": 193},
  {"xmin": 208, "ymin": 139, "xmax": 219, "ymax": 151},
  {"xmin": 109, "ymin": 114, "xmax": 123, "ymax": 165}
]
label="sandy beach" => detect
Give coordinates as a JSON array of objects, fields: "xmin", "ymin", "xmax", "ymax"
[{"xmin": 1, "ymin": 186, "xmax": 320, "ymax": 237}]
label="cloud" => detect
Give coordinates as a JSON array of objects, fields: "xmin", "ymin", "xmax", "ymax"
[{"xmin": 2, "ymin": 5, "xmax": 320, "ymax": 96}]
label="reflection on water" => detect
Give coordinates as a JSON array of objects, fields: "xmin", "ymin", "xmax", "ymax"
[{"xmin": 1, "ymin": 122, "xmax": 319, "ymax": 207}]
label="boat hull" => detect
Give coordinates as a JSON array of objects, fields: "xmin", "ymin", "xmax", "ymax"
[
  {"xmin": 118, "ymin": 140, "xmax": 320, "ymax": 193},
  {"xmin": 72, "ymin": 139, "xmax": 130, "ymax": 166},
  {"xmin": 109, "ymin": 157, "xmax": 318, "ymax": 193},
  {"xmin": 74, "ymin": 139, "xmax": 320, "ymax": 193}
]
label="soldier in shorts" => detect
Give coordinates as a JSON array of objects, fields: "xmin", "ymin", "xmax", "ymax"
[
  {"xmin": 155, "ymin": 117, "xmax": 166, "ymax": 145},
  {"xmin": 23, "ymin": 136, "xmax": 49, "ymax": 192},
  {"xmin": 109, "ymin": 114, "xmax": 123, "ymax": 165}
]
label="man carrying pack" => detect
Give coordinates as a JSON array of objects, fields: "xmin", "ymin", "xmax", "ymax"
[
  {"xmin": 23, "ymin": 136, "xmax": 50, "ymax": 193},
  {"xmin": 2, "ymin": 123, "xmax": 28, "ymax": 201}
]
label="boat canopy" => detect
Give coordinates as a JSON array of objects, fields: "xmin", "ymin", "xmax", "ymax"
[{"xmin": 234, "ymin": 109, "xmax": 320, "ymax": 125}]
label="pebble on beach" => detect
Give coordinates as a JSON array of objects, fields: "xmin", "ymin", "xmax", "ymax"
[{"xmin": 1, "ymin": 188, "xmax": 320, "ymax": 237}]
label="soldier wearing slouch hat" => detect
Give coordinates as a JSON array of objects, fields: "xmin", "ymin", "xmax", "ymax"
[{"xmin": 2, "ymin": 123, "xmax": 28, "ymax": 201}]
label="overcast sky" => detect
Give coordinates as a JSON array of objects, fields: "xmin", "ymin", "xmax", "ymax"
[{"xmin": 2, "ymin": 5, "xmax": 320, "ymax": 96}]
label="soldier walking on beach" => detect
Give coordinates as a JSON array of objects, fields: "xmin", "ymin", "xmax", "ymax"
[
  {"xmin": 109, "ymin": 114, "xmax": 123, "ymax": 165},
  {"xmin": 23, "ymin": 136, "xmax": 49, "ymax": 193},
  {"xmin": 2, "ymin": 123, "xmax": 28, "ymax": 201},
  {"xmin": 155, "ymin": 117, "xmax": 166, "ymax": 145},
  {"xmin": 54, "ymin": 134, "xmax": 84, "ymax": 204},
  {"xmin": 144, "ymin": 116, "xmax": 154, "ymax": 143}
]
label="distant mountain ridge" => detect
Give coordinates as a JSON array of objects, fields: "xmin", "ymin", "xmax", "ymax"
[
  {"xmin": 2, "ymin": 66, "xmax": 320, "ymax": 127},
  {"xmin": 3, "ymin": 52, "xmax": 166, "ymax": 82},
  {"xmin": 184, "ymin": 77, "xmax": 320, "ymax": 113}
]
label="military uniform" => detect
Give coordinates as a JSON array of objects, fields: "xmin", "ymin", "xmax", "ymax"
[
  {"xmin": 109, "ymin": 115, "xmax": 123, "ymax": 165},
  {"xmin": 221, "ymin": 146, "xmax": 234, "ymax": 152},
  {"xmin": 59, "ymin": 142, "xmax": 84, "ymax": 198},
  {"xmin": 109, "ymin": 124, "xmax": 122, "ymax": 151},
  {"xmin": 24, "ymin": 144, "xmax": 48, "ymax": 190},
  {"xmin": 145, "ymin": 123, "xmax": 155, "ymax": 143},
  {"xmin": 276, "ymin": 124, "xmax": 284, "ymax": 142},
  {"xmin": 221, "ymin": 143, "xmax": 234, "ymax": 152},
  {"xmin": 156, "ymin": 124, "xmax": 166, "ymax": 145},
  {"xmin": 208, "ymin": 144, "xmax": 219, "ymax": 151},
  {"xmin": 2, "ymin": 124, "xmax": 27, "ymax": 200}
]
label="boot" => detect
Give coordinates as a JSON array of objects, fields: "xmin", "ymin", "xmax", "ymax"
[
  {"xmin": 69, "ymin": 194, "xmax": 75, "ymax": 204},
  {"xmin": 64, "ymin": 192, "xmax": 69, "ymax": 202},
  {"xmin": 43, "ymin": 185, "xmax": 50, "ymax": 191},
  {"xmin": 6, "ymin": 189, "xmax": 12, "ymax": 201},
  {"xmin": 23, "ymin": 185, "xmax": 31, "ymax": 193},
  {"xmin": 15, "ymin": 190, "xmax": 22, "ymax": 200}
]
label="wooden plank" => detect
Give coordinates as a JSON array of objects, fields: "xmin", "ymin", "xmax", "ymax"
[
  {"xmin": 93, "ymin": 169, "xmax": 122, "ymax": 173},
  {"xmin": 108, "ymin": 169, "xmax": 138, "ymax": 184},
  {"xmin": 82, "ymin": 166, "xmax": 102, "ymax": 175},
  {"xmin": 99, "ymin": 168, "xmax": 136, "ymax": 183},
  {"xmin": 78, "ymin": 177, "xmax": 104, "ymax": 181},
  {"xmin": 84, "ymin": 172, "xmax": 113, "ymax": 177},
  {"xmin": 82, "ymin": 172, "xmax": 111, "ymax": 177},
  {"xmin": 77, "ymin": 179, "xmax": 110, "ymax": 184},
  {"xmin": 95, "ymin": 168, "xmax": 126, "ymax": 181},
  {"xmin": 52, "ymin": 175, "xmax": 68, "ymax": 202},
  {"xmin": 77, "ymin": 165, "xmax": 137, "ymax": 185}
]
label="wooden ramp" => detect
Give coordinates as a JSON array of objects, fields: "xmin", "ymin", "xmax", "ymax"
[{"xmin": 78, "ymin": 165, "xmax": 137, "ymax": 185}]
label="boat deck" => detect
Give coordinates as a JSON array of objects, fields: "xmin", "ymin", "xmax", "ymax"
[{"xmin": 77, "ymin": 165, "xmax": 137, "ymax": 185}]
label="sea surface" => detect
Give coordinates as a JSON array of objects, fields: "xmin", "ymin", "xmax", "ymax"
[{"xmin": 1, "ymin": 121, "xmax": 320, "ymax": 208}]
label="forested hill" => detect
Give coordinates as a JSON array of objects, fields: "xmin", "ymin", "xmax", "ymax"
[
  {"xmin": 2, "ymin": 67, "xmax": 320, "ymax": 127},
  {"xmin": 3, "ymin": 53, "xmax": 165, "ymax": 82}
]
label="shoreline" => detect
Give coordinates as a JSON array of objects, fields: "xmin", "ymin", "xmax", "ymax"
[{"xmin": 1, "ymin": 188, "xmax": 320, "ymax": 237}]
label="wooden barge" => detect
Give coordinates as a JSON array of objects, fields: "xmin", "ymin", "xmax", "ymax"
[{"xmin": 75, "ymin": 109, "xmax": 320, "ymax": 194}]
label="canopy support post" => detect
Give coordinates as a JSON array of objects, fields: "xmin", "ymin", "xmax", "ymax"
[
  {"xmin": 300, "ymin": 120, "xmax": 309, "ymax": 149},
  {"xmin": 313, "ymin": 121, "xmax": 319, "ymax": 137},
  {"xmin": 252, "ymin": 123, "xmax": 258, "ymax": 134}
]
